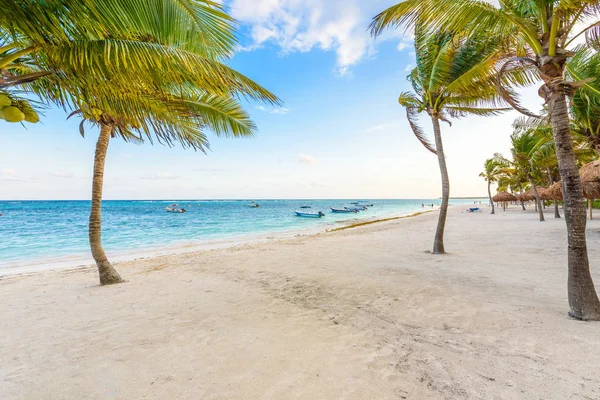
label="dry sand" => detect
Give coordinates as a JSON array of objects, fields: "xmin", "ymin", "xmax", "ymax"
[{"xmin": 2, "ymin": 206, "xmax": 600, "ymax": 399}]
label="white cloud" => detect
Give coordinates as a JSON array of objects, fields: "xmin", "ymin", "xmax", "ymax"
[
  {"xmin": 270, "ymin": 107, "xmax": 290, "ymax": 114},
  {"xmin": 1, "ymin": 168, "xmax": 16, "ymax": 175},
  {"xmin": 298, "ymin": 154, "xmax": 317, "ymax": 164},
  {"xmin": 255, "ymin": 105, "xmax": 290, "ymax": 114},
  {"xmin": 229, "ymin": 0, "xmax": 405, "ymax": 75}
]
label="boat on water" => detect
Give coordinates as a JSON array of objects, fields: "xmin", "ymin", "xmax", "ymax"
[
  {"xmin": 330, "ymin": 207, "xmax": 359, "ymax": 213},
  {"xmin": 345, "ymin": 206, "xmax": 367, "ymax": 211},
  {"xmin": 166, "ymin": 207, "xmax": 186, "ymax": 213},
  {"xmin": 295, "ymin": 210, "xmax": 324, "ymax": 218},
  {"xmin": 351, "ymin": 202, "xmax": 373, "ymax": 207},
  {"xmin": 299, "ymin": 204, "xmax": 312, "ymax": 209},
  {"xmin": 248, "ymin": 201, "xmax": 260, "ymax": 208}
]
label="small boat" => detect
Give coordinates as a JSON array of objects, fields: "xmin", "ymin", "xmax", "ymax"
[
  {"xmin": 345, "ymin": 206, "xmax": 367, "ymax": 211},
  {"xmin": 166, "ymin": 207, "xmax": 186, "ymax": 213},
  {"xmin": 299, "ymin": 204, "xmax": 312, "ymax": 209},
  {"xmin": 330, "ymin": 207, "xmax": 358, "ymax": 213},
  {"xmin": 248, "ymin": 201, "xmax": 260, "ymax": 208},
  {"xmin": 295, "ymin": 210, "xmax": 324, "ymax": 218}
]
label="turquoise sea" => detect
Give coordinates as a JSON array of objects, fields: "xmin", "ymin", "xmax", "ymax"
[{"xmin": 0, "ymin": 199, "xmax": 481, "ymax": 273}]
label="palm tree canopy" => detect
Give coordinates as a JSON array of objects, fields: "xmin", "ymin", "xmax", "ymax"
[
  {"xmin": 4, "ymin": 1, "xmax": 280, "ymax": 150},
  {"xmin": 480, "ymin": 153, "xmax": 508, "ymax": 182},
  {"xmin": 566, "ymin": 48, "xmax": 600, "ymax": 149},
  {"xmin": 399, "ymin": 27, "xmax": 510, "ymax": 153},
  {"xmin": 371, "ymin": 0, "xmax": 600, "ymax": 118},
  {"xmin": 370, "ymin": 0, "xmax": 600, "ymax": 56}
]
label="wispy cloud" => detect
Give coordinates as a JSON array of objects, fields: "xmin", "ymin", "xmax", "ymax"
[
  {"xmin": 364, "ymin": 120, "xmax": 401, "ymax": 133},
  {"xmin": 0, "ymin": 169, "xmax": 38, "ymax": 183},
  {"xmin": 270, "ymin": 107, "xmax": 290, "ymax": 114},
  {"xmin": 141, "ymin": 172, "xmax": 180, "ymax": 180},
  {"xmin": 298, "ymin": 154, "xmax": 317, "ymax": 165},
  {"xmin": 256, "ymin": 105, "xmax": 290, "ymax": 115},
  {"xmin": 52, "ymin": 170, "xmax": 75, "ymax": 178}
]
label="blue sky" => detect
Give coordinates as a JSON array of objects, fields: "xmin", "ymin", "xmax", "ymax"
[{"xmin": 0, "ymin": 0, "xmax": 539, "ymax": 200}]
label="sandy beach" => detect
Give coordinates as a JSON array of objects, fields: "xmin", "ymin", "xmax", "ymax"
[{"xmin": 2, "ymin": 206, "xmax": 600, "ymax": 399}]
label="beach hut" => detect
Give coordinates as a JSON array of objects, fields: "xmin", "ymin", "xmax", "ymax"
[
  {"xmin": 580, "ymin": 160, "xmax": 600, "ymax": 219},
  {"xmin": 548, "ymin": 181, "xmax": 563, "ymax": 201},
  {"xmin": 493, "ymin": 191, "xmax": 517, "ymax": 211},
  {"xmin": 537, "ymin": 187, "xmax": 552, "ymax": 201}
]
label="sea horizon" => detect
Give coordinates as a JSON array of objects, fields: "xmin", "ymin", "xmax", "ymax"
[{"xmin": 0, "ymin": 198, "xmax": 483, "ymax": 275}]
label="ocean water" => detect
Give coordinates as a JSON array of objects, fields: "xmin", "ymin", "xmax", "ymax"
[{"xmin": 0, "ymin": 199, "xmax": 480, "ymax": 272}]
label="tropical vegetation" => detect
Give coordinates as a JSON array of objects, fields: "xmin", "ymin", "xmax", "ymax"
[
  {"xmin": 371, "ymin": 0, "xmax": 600, "ymax": 320},
  {"xmin": 397, "ymin": 27, "xmax": 510, "ymax": 253},
  {"xmin": 1, "ymin": 0, "xmax": 278, "ymax": 284}
]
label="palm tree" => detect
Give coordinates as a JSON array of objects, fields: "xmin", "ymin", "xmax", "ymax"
[
  {"xmin": 371, "ymin": 0, "xmax": 600, "ymax": 320},
  {"xmin": 398, "ymin": 27, "xmax": 509, "ymax": 254},
  {"xmin": 480, "ymin": 154, "xmax": 507, "ymax": 214},
  {"xmin": 567, "ymin": 49, "xmax": 600, "ymax": 154},
  {"xmin": 510, "ymin": 130, "xmax": 547, "ymax": 221},
  {"xmin": 14, "ymin": 1, "xmax": 279, "ymax": 285}
]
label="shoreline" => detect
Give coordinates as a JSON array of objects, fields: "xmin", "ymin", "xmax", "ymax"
[
  {"xmin": 3, "ymin": 206, "xmax": 600, "ymax": 399},
  {"xmin": 0, "ymin": 206, "xmax": 441, "ymax": 279}
]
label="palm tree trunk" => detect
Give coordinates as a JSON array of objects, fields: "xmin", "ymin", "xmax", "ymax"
[
  {"xmin": 430, "ymin": 115, "xmax": 449, "ymax": 255},
  {"xmin": 529, "ymin": 176, "xmax": 545, "ymax": 222},
  {"xmin": 487, "ymin": 181, "xmax": 495, "ymax": 215},
  {"xmin": 519, "ymin": 187, "xmax": 526, "ymax": 210},
  {"xmin": 89, "ymin": 123, "xmax": 123, "ymax": 285},
  {"xmin": 549, "ymin": 170, "xmax": 561, "ymax": 219},
  {"xmin": 550, "ymin": 93, "xmax": 600, "ymax": 320}
]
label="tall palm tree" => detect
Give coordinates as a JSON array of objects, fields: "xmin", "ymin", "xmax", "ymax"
[
  {"xmin": 480, "ymin": 154, "xmax": 507, "ymax": 214},
  {"xmin": 398, "ymin": 27, "xmax": 509, "ymax": 253},
  {"xmin": 15, "ymin": 1, "xmax": 279, "ymax": 285},
  {"xmin": 371, "ymin": 0, "xmax": 600, "ymax": 320}
]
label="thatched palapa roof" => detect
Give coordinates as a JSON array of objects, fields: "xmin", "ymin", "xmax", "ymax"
[
  {"xmin": 548, "ymin": 182, "xmax": 563, "ymax": 200},
  {"xmin": 580, "ymin": 161, "xmax": 600, "ymax": 199},
  {"xmin": 493, "ymin": 191, "xmax": 517, "ymax": 202},
  {"xmin": 536, "ymin": 187, "xmax": 553, "ymax": 201}
]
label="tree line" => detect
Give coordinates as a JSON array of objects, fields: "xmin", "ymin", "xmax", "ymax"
[{"xmin": 371, "ymin": 0, "xmax": 600, "ymax": 320}]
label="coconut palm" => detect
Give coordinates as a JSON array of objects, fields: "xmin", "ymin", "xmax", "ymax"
[
  {"xmin": 371, "ymin": 0, "xmax": 600, "ymax": 320},
  {"xmin": 398, "ymin": 27, "xmax": 509, "ymax": 254},
  {"xmin": 480, "ymin": 154, "xmax": 507, "ymax": 214},
  {"xmin": 510, "ymin": 130, "xmax": 548, "ymax": 221},
  {"xmin": 13, "ymin": 1, "xmax": 279, "ymax": 285},
  {"xmin": 566, "ymin": 48, "xmax": 600, "ymax": 154},
  {"xmin": 0, "ymin": 0, "xmax": 238, "ymax": 88}
]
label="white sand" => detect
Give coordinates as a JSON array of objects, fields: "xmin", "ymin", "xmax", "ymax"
[{"xmin": 2, "ymin": 206, "xmax": 600, "ymax": 399}]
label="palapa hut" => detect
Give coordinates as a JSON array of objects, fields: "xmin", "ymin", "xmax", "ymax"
[
  {"xmin": 546, "ymin": 182, "xmax": 563, "ymax": 218},
  {"xmin": 579, "ymin": 160, "xmax": 600, "ymax": 219},
  {"xmin": 537, "ymin": 187, "xmax": 553, "ymax": 201},
  {"xmin": 548, "ymin": 181, "xmax": 563, "ymax": 201},
  {"xmin": 493, "ymin": 191, "xmax": 517, "ymax": 211},
  {"xmin": 521, "ymin": 189, "xmax": 536, "ymax": 202}
]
